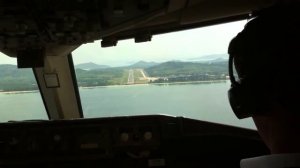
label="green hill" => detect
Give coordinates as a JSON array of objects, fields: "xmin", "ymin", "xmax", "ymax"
[
  {"xmin": 75, "ymin": 62, "xmax": 110, "ymax": 70},
  {"xmin": 144, "ymin": 61, "xmax": 228, "ymax": 83},
  {"xmin": 145, "ymin": 61, "xmax": 228, "ymax": 77},
  {"xmin": 75, "ymin": 68, "xmax": 125, "ymax": 86},
  {"xmin": 127, "ymin": 61, "xmax": 159, "ymax": 68},
  {"xmin": 0, "ymin": 65, "xmax": 37, "ymax": 91}
]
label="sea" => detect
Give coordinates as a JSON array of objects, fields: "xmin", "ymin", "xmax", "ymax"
[{"xmin": 0, "ymin": 80, "xmax": 256, "ymax": 129}]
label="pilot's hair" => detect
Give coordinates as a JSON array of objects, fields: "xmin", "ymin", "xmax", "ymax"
[{"xmin": 228, "ymin": 2, "xmax": 300, "ymax": 113}]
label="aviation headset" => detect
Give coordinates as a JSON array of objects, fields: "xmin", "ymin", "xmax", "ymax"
[
  {"xmin": 227, "ymin": 2, "xmax": 300, "ymax": 119},
  {"xmin": 227, "ymin": 24, "xmax": 270, "ymax": 119},
  {"xmin": 227, "ymin": 32, "xmax": 257, "ymax": 119}
]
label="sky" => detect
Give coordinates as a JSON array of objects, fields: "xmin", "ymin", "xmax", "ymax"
[{"xmin": 0, "ymin": 20, "xmax": 246, "ymax": 66}]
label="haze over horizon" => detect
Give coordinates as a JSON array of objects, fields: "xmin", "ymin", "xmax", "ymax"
[{"xmin": 0, "ymin": 20, "xmax": 246, "ymax": 66}]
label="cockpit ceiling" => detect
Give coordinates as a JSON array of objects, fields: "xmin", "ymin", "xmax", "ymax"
[{"xmin": 0, "ymin": 0, "xmax": 277, "ymax": 57}]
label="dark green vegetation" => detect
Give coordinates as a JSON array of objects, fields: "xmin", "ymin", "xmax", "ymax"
[
  {"xmin": 75, "ymin": 68, "xmax": 126, "ymax": 87},
  {"xmin": 0, "ymin": 64, "xmax": 38, "ymax": 91},
  {"xmin": 146, "ymin": 61, "xmax": 227, "ymax": 83},
  {"xmin": 146, "ymin": 61, "xmax": 227, "ymax": 76},
  {"xmin": 0, "ymin": 60, "xmax": 228, "ymax": 91}
]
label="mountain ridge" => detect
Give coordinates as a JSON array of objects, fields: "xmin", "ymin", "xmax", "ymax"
[
  {"xmin": 188, "ymin": 54, "xmax": 228, "ymax": 63},
  {"xmin": 75, "ymin": 62, "xmax": 110, "ymax": 70},
  {"xmin": 127, "ymin": 61, "xmax": 159, "ymax": 68}
]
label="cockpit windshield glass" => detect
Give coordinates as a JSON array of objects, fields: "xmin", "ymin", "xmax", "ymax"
[
  {"xmin": 72, "ymin": 21, "xmax": 256, "ymax": 129},
  {"xmin": 0, "ymin": 57, "xmax": 48, "ymax": 122}
]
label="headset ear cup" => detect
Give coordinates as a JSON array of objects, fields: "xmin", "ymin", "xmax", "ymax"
[
  {"xmin": 229, "ymin": 81, "xmax": 265, "ymax": 119},
  {"xmin": 228, "ymin": 84, "xmax": 244, "ymax": 119},
  {"xmin": 228, "ymin": 83, "xmax": 253, "ymax": 119}
]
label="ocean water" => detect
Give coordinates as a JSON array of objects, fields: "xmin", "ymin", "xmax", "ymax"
[
  {"xmin": 0, "ymin": 81, "xmax": 255, "ymax": 129},
  {"xmin": 0, "ymin": 91, "xmax": 47, "ymax": 122}
]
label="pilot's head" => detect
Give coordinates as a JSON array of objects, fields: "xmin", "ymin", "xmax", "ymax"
[{"xmin": 228, "ymin": 2, "xmax": 300, "ymax": 153}]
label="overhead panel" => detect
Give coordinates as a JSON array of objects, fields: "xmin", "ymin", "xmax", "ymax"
[
  {"xmin": 0, "ymin": 0, "xmax": 169, "ymax": 60},
  {"xmin": 0, "ymin": 0, "xmax": 278, "ymax": 58}
]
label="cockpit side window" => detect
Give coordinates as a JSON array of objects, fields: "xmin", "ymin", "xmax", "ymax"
[{"xmin": 0, "ymin": 55, "xmax": 47, "ymax": 122}]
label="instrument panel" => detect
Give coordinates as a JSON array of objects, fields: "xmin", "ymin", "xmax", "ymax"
[{"xmin": 0, "ymin": 115, "xmax": 268, "ymax": 168}]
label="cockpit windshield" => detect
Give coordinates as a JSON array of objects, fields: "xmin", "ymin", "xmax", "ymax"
[{"xmin": 72, "ymin": 20, "xmax": 256, "ymax": 129}]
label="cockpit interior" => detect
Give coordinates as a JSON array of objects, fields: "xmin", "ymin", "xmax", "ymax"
[{"xmin": 0, "ymin": 0, "xmax": 280, "ymax": 167}]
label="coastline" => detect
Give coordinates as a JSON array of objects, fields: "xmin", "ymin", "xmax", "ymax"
[
  {"xmin": 79, "ymin": 79, "xmax": 228, "ymax": 89},
  {"xmin": 0, "ymin": 90, "xmax": 39, "ymax": 95},
  {"xmin": 150, "ymin": 80, "xmax": 227, "ymax": 85},
  {"xmin": 79, "ymin": 83, "xmax": 150, "ymax": 89},
  {"xmin": 1, "ymin": 80, "xmax": 229, "ymax": 93}
]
